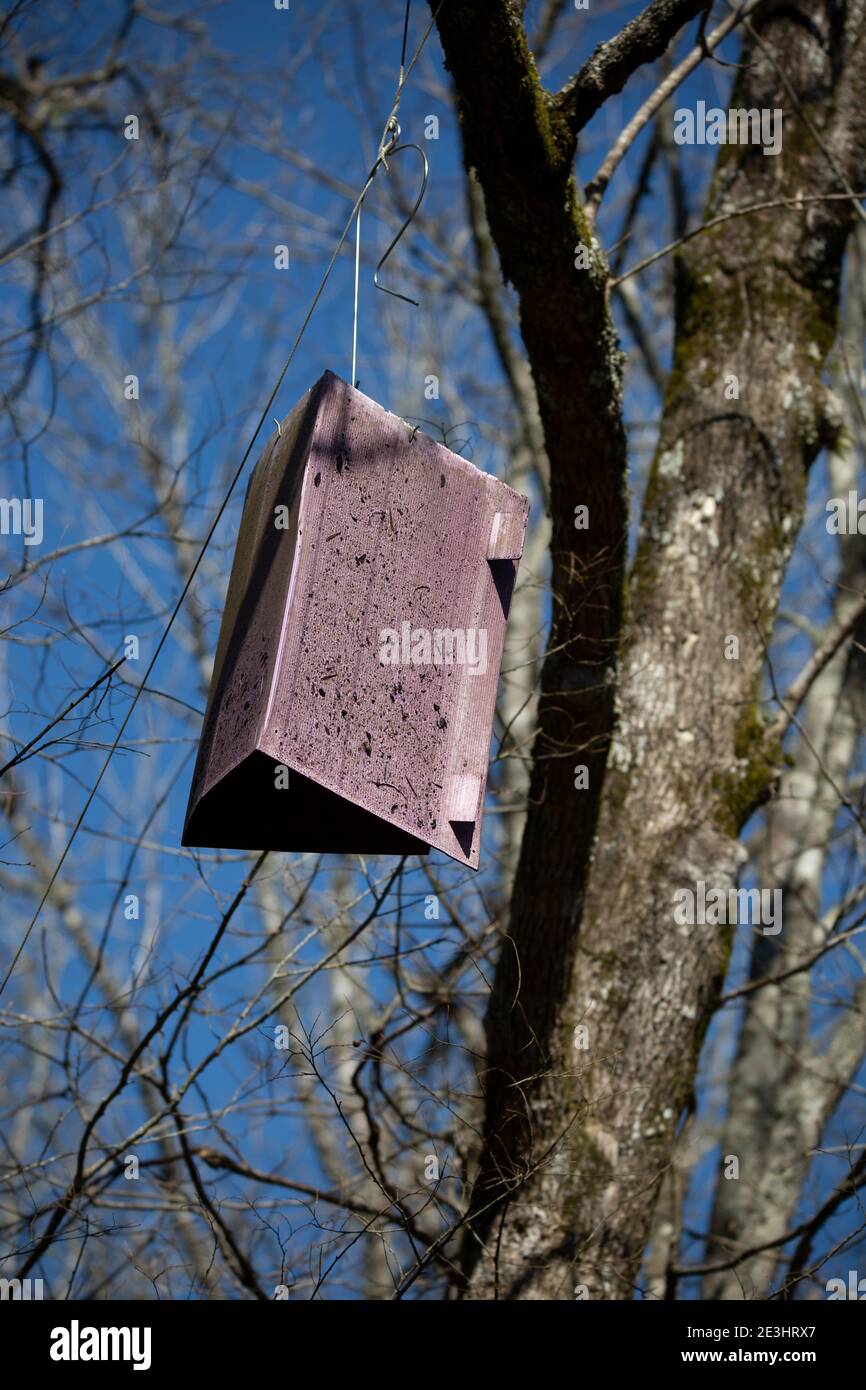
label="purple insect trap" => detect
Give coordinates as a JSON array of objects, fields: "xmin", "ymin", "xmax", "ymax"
[{"xmin": 182, "ymin": 371, "xmax": 529, "ymax": 868}]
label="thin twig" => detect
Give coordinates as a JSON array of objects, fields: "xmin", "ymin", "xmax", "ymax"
[
  {"xmin": 585, "ymin": 0, "xmax": 767, "ymax": 221},
  {"xmin": 612, "ymin": 192, "xmax": 866, "ymax": 286}
]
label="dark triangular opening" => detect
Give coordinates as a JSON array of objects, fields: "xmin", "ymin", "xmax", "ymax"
[
  {"xmin": 449, "ymin": 819, "xmax": 476, "ymax": 858},
  {"xmin": 183, "ymin": 750, "xmax": 428, "ymax": 855},
  {"xmin": 488, "ymin": 557, "xmax": 517, "ymax": 618}
]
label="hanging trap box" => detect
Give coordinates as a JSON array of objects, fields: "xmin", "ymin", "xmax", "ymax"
[{"xmin": 182, "ymin": 371, "xmax": 529, "ymax": 868}]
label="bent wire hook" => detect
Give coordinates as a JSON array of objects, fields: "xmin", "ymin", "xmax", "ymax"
[{"xmin": 373, "ymin": 118, "xmax": 429, "ymax": 308}]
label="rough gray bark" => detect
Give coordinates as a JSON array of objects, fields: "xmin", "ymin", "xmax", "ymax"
[{"xmin": 433, "ymin": 0, "xmax": 866, "ymax": 1298}]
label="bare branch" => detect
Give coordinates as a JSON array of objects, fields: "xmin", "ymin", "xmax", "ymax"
[{"xmin": 553, "ymin": 0, "xmax": 707, "ymax": 136}]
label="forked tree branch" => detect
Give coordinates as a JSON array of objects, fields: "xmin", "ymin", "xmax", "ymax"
[{"xmin": 553, "ymin": 0, "xmax": 707, "ymax": 135}]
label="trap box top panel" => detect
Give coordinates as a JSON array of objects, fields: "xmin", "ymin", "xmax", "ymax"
[{"xmin": 182, "ymin": 370, "xmax": 529, "ymax": 867}]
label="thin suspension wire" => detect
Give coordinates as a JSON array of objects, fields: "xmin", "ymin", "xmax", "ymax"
[
  {"xmin": 0, "ymin": 0, "xmax": 447, "ymax": 1001},
  {"xmin": 399, "ymin": 0, "xmax": 411, "ymax": 78},
  {"xmin": 352, "ymin": 200, "xmax": 361, "ymax": 387}
]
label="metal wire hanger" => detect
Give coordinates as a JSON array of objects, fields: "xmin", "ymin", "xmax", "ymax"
[{"xmin": 351, "ymin": 0, "xmax": 430, "ymax": 386}]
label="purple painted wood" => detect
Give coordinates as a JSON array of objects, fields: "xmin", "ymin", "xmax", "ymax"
[{"xmin": 182, "ymin": 370, "xmax": 529, "ymax": 867}]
